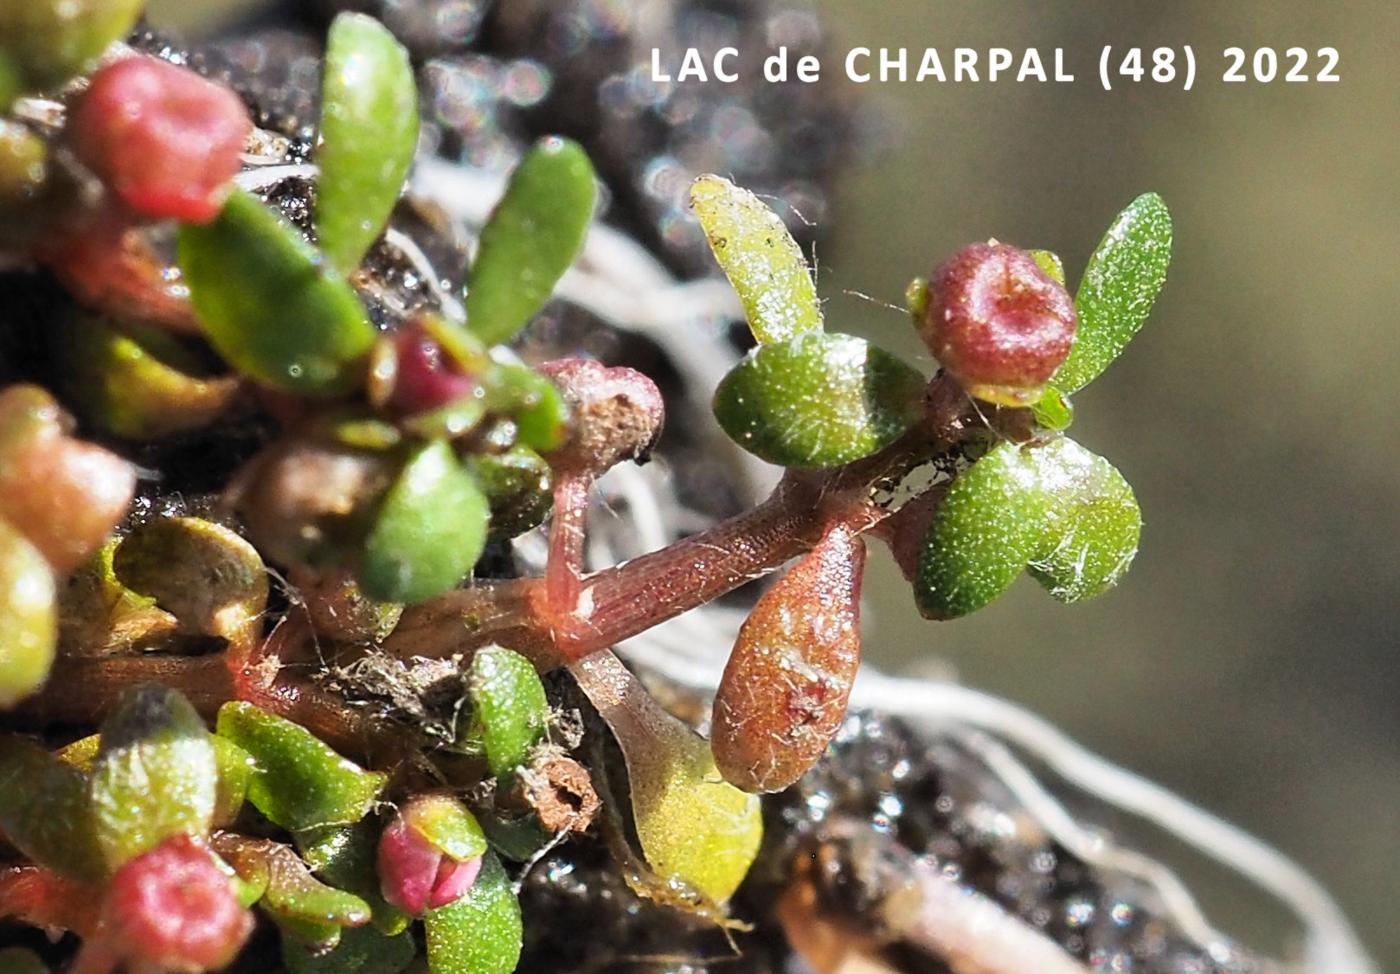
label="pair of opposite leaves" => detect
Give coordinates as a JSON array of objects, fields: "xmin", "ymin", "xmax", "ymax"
[{"xmin": 693, "ymin": 175, "xmax": 1170, "ymax": 619}]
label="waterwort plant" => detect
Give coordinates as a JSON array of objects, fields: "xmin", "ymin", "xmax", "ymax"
[{"xmin": 0, "ymin": 4, "xmax": 1171, "ymax": 972}]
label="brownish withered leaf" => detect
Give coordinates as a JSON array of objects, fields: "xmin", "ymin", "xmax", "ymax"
[{"xmin": 711, "ymin": 522, "xmax": 866, "ymax": 793}]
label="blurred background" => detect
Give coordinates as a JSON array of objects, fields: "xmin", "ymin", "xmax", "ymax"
[{"xmin": 148, "ymin": 0, "xmax": 1399, "ymax": 967}]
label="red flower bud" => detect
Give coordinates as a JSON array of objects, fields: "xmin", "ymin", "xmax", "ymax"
[
  {"xmin": 918, "ymin": 243, "xmax": 1076, "ymax": 405},
  {"xmin": 389, "ymin": 324, "xmax": 478, "ymax": 416},
  {"xmin": 71, "ymin": 56, "xmax": 251, "ymax": 224},
  {"xmin": 377, "ymin": 797, "xmax": 485, "ymax": 916},
  {"xmin": 100, "ymin": 835, "xmax": 252, "ymax": 973}
]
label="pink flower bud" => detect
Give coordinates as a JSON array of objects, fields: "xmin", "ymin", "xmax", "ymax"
[
  {"xmin": 377, "ymin": 799, "xmax": 485, "ymax": 916},
  {"xmin": 918, "ymin": 243, "xmax": 1077, "ymax": 405},
  {"xmin": 389, "ymin": 324, "xmax": 478, "ymax": 416},
  {"xmin": 71, "ymin": 56, "xmax": 252, "ymax": 224},
  {"xmin": 100, "ymin": 835, "xmax": 253, "ymax": 973}
]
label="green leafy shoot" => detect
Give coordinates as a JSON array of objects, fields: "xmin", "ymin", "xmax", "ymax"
[
  {"xmin": 713, "ymin": 332, "xmax": 925, "ymax": 468},
  {"xmin": 359, "ymin": 440, "xmax": 490, "ymax": 604},
  {"xmin": 462, "ymin": 646, "xmax": 549, "ymax": 779},
  {"xmin": 916, "ymin": 438, "xmax": 1142, "ymax": 619},
  {"xmin": 317, "ymin": 13, "xmax": 419, "ymax": 277},
  {"xmin": 1053, "ymin": 193, "xmax": 1172, "ymax": 394},
  {"xmin": 215, "ymin": 702, "xmax": 386, "ymax": 833},
  {"xmin": 180, "ymin": 190, "xmax": 376, "ymax": 397},
  {"xmin": 465, "ymin": 137, "xmax": 596, "ymax": 347},
  {"xmin": 690, "ymin": 174, "xmax": 823, "ymax": 343}
]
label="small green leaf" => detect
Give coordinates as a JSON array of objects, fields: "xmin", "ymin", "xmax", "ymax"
[
  {"xmin": 89, "ymin": 684, "xmax": 218, "ymax": 869},
  {"xmin": 299, "ymin": 822, "xmax": 409, "ymax": 935},
  {"xmin": 1030, "ymin": 387, "xmax": 1074, "ymax": 432},
  {"xmin": 713, "ymin": 332, "xmax": 924, "ymax": 468},
  {"xmin": 55, "ymin": 315, "xmax": 241, "ymax": 441},
  {"xmin": 0, "ymin": 0, "xmax": 144, "ymax": 91},
  {"xmin": 465, "ymin": 137, "xmax": 596, "ymax": 346},
  {"xmin": 424, "ymin": 853, "xmax": 522, "ymax": 974},
  {"xmin": 690, "ymin": 174, "xmax": 822, "ymax": 343},
  {"xmin": 317, "ymin": 13, "xmax": 419, "ymax": 276},
  {"xmin": 407, "ymin": 794, "xmax": 489, "ymax": 861},
  {"xmin": 217, "ymin": 835, "xmax": 371, "ymax": 948},
  {"xmin": 0, "ymin": 736, "xmax": 105, "ymax": 881},
  {"xmin": 1027, "ymin": 439, "xmax": 1141, "ymax": 603},
  {"xmin": 360, "ymin": 440, "xmax": 490, "ymax": 603},
  {"xmin": 482, "ymin": 364, "xmax": 569, "ymax": 453},
  {"xmin": 213, "ymin": 734, "xmax": 256, "ymax": 827},
  {"xmin": 915, "ymin": 442, "xmax": 1048, "ymax": 620},
  {"xmin": 180, "ymin": 190, "xmax": 375, "ymax": 396},
  {"xmin": 917, "ymin": 438, "xmax": 1143, "ymax": 619},
  {"xmin": 0, "ymin": 517, "xmax": 55, "ymax": 708},
  {"xmin": 283, "ymin": 923, "xmax": 415, "ymax": 974},
  {"xmin": 469, "ymin": 447, "xmax": 553, "ymax": 541},
  {"xmin": 216, "ymin": 702, "xmax": 386, "ymax": 832},
  {"xmin": 1053, "ymin": 193, "xmax": 1172, "ymax": 394},
  {"xmin": 464, "ymin": 647, "xmax": 548, "ymax": 779}
]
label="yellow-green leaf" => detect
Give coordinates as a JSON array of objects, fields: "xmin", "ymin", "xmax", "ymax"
[{"xmin": 691, "ymin": 174, "xmax": 822, "ymax": 343}]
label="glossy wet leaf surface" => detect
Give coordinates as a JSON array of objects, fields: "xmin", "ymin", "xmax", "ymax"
[
  {"xmin": 360, "ymin": 440, "xmax": 490, "ymax": 603},
  {"xmin": 424, "ymin": 852, "xmax": 521, "ymax": 974},
  {"xmin": 216, "ymin": 834, "xmax": 372, "ymax": 948},
  {"xmin": 299, "ymin": 822, "xmax": 410, "ymax": 935},
  {"xmin": 690, "ymin": 173, "xmax": 822, "ymax": 343},
  {"xmin": 1054, "ymin": 193, "xmax": 1172, "ymax": 394},
  {"xmin": 0, "ymin": 518, "xmax": 55, "ymax": 707},
  {"xmin": 465, "ymin": 137, "xmax": 595, "ymax": 346},
  {"xmin": 180, "ymin": 190, "xmax": 375, "ymax": 396},
  {"xmin": 216, "ymin": 702, "xmax": 386, "ymax": 832},
  {"xmin": 917, "ymin": 437, "xmax": 1142, "ymax": 618},
  {"xmin": 89, "ymin": 685, "xmax": 218, "ymax": 869},
  {"xmin": 463, "ymin": 646, "xmax": 548, "ymax": 779},
  {"xmin": 317, "ymin": 13, "xmax": 418, "ymax": 277},
  {"xmin": 713, "ymin": 332, "xmax": 924, "ymax": 468}
]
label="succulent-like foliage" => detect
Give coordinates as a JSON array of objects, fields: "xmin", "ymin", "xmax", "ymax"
[
  {"xmin": 317, "ymin": 13, "xmax": 419, "ymax": 276},
  {"xmin": 180, "ymin": 190, "xmax": 377, "ymax": 396},
  {"xmin": 0, "ymin": 7, "xmax": 1183, "ymax": 971},
  {"xmin": 465, "ymin": 137, "xmax": 596, "ymax": 346},
  {"xmin": 1053, "ymin": 193, "xmax": 1173, "ymax": 394}
]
